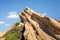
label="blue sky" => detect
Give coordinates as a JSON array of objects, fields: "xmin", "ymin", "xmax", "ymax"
[{"xmin": 0, "ymin": 0, "xmax": 60, "ymax": 32}]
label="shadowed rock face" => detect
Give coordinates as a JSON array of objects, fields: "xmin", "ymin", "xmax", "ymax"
[{"xmin": 0, "ymin": 7, "xmax": 60, "ymax": 40}]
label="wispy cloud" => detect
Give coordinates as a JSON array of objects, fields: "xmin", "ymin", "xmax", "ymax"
[
  {"xmin": 0, "ymin": 21, "xmax": 10, "ymax": 27},
  {"xmin": 4, "ymin": 23, "xmax": 10, "ymax": 26},
  {"xmin": 7, "ymin": 11, "xmax": 19, "ymax": 19},
  {"xmin": 42, "ymin": 12, "xmax": 47, "ymax": 16},
  {"xmin": 0, "ymin": 21, "xmax": 5, "ymax": 24}
]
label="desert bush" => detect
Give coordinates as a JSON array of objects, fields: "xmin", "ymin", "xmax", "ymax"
[{"xmin": 5, "ymin": 22, "xmax": 23, "ymax": 40}]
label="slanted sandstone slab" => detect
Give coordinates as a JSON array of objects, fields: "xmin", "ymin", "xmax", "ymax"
[{"xmin": 19, "ymin": 7, "xmax": 60, "ymax": 40}]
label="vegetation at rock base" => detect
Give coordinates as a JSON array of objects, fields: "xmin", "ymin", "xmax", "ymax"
[{"xmin": 4, "ymin": 22, "xmax": 23, "ymax": 40}]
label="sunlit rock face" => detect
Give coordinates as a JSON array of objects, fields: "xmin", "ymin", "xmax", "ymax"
[
  {"xmin": 0, "ymin": 7, "xmax": 60, "ymax": 40},
  {"xmin": 0, "ymin": 32, "xmax": 5, "ymax": 40}
]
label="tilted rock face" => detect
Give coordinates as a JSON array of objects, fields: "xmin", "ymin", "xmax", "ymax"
[
  {"xmin": 19, "ymin": 7, "xmax": 60, "ymax": 40},
  {"xmin": 0, "ymin": 32, "xmax": 6, "ymax": 40},
  {"xmin": 0, "ymin": 7, "xmax": 60, "ymax": 40}
]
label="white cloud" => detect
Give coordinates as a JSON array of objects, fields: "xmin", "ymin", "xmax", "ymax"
[
  {"xmin": 43, "ymin": 13, "xmax": 47, "ymax": 16},
  {"xmin": 4, "ymin": 24, "xmax": 10, "ymax": 26},
  {"xmin": 0, "ymin": 21, "xmax": 10, "ymax": 27},
  {"xmin": 0, "ymin": 21, "xmax": 5, "ymax": 24},
  {"xmin": 7, "ymin": 11, "xmax": 19, "ymax": 19}
]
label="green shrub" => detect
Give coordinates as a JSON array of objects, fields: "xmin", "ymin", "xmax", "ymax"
[{"xmin": 5, "ymin": 22, "xmax": 23, "ymax": 40}]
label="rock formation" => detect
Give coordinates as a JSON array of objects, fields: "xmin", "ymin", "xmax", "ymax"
[
  {"xmin": 19, "ymin": 7, "xmax": 60, "ymax": 40},
  {"xmin": 0, "ymin": 7, "xmax": 60, "ymax": 40}
]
